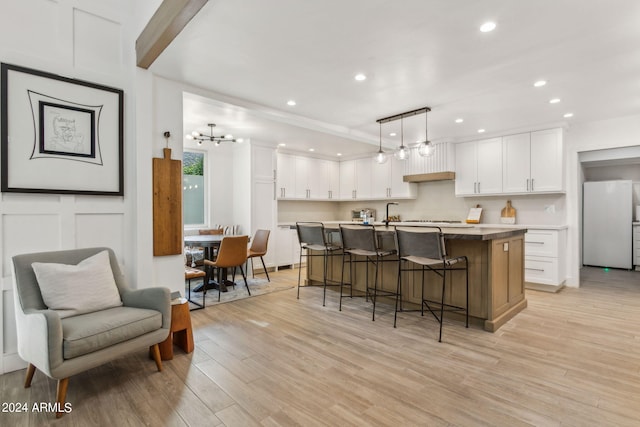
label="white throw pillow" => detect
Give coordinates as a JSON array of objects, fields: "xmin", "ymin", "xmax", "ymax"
[{"xmin": 32, "ymin": 250, "xmax": 123, "ymax": 318}]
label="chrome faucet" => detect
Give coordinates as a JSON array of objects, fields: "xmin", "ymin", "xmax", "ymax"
[{"xmin": 384, "ymin": 202, "xmax": 399, "ymax": 226}]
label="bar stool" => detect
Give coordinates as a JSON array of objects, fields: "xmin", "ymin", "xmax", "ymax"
[
  {"xmin": 296, "ymin": 222, "xmax": 342, "ymax": 306},
  {"xmin": 339, "ymin": 224, "xmax": 396, "ymax": 321},
  {"xmin": 394, "ymin": 226, "xmax": 469, "ymax": 342}
]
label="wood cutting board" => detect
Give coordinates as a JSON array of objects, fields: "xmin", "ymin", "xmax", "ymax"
[{"xmin": 153, "ymin": 148, "xmax": 182, "ymax": 256}]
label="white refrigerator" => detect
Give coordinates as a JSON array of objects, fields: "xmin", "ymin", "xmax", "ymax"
[{"xmin": 583, "ymin": 180, "xmax": 633, "ymax": 269}]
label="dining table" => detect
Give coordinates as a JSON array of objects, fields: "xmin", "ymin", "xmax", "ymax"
[{"xmin": 184, "ymin": 234, "xmax": 248, "ymax": 292}]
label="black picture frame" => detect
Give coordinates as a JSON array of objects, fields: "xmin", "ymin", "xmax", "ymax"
[{"xmin": 1, "ymin": 63, "xmax": 124, "ymax": 196}]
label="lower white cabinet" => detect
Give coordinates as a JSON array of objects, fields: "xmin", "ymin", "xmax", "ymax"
[
  {"xmin": 634, "ymin": 225, "xmax": 640, "ymax": 270},
  {"xmin": 524, "ymin": 228, "xmax": 566, "ymax": 289},
  {"xmin": 275, "ymin": 226, "xmax": 301, "ymax": 268}
]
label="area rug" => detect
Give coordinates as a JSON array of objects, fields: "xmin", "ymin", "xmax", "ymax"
[{"xmin": 184, "ymin": 276, "xmax": 293, "ymax": 307}]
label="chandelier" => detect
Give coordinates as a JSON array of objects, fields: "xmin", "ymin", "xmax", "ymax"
[
  {"xmin": 185, "ymin": 123, "xmax": 236, "ymax": 146},
  {"xmin": 374, "ymin": 107, "xmax": 433, "ymax": 163}
]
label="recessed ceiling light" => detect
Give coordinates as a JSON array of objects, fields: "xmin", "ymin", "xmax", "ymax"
[
  {"xmin": 534, "ymin": 80, "xmax": 547, "ymax": 87},
  {"xmin": 480, "ymin": 22, "xmax": 496, "ymax": 32},
  {"xmin": 563, "ymin": 113, "xmax": 574, "ymax": 118},
  {"xmin": 455, "ymin": 118, "xmax": 464, "ymax": 123},
  {"xmin": 308, "ymin": 148, "xmax": 315, "ymax": 152},
  {"xmin": 236, "ymin": 138, "xmax": 244, "ymax": 143},
  {"xmin": 225, "ymin": 134, "xmax": 233, "ymax": 139},
  {"xmin": 389, "ymin": 132, "xmax": 397, "ymax": 137},
  {"xmin": 287, "ymin": 100, "xmax": 296, "ymax": 106},
  {"xmin": 337, "ymin": 153, "xmax": 342, "ymax": 156},
  {"xmin": 478, "ymin": 129, "xmax": 486, "ymax": 133},
  {"xmin": 278, "ymin": 143, "xmax": 286, "ymax": 147},
  {"xmin": 549, "ymin": 98, "xmax": 561, "ymax": 104},
  {"xmin": 354, "ymin": 73, "xmax": 367, "ymax": 81}
]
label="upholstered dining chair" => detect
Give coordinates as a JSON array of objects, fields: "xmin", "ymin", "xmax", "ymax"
[
  {"xmin": 11, "ymin": 247, "xmax": 171, "ymax": 418},
  {"xmin": 247, "ymin": 229, "xmax": 271, "ymax": 282},
  {"xmin": 204, "ymin": 235, "xmax": 250, "ymax": 301}
]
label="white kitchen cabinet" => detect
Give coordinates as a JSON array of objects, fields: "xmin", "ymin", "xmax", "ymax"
[
  {"xmin": 454, "ymin": 138, "xmax": 502, "ymax": 196},
  {"xmin": 355, "ymin": 158, "xmax": 372, "ymax": 199},
  {"xmin": 309, "ymin": 159, "xmax": 340, "ymax": 200},
  {"xmin": 530, "ymin": 128, "xmax": 563, "ymax": 192},
  {"xmin": 339, "ymin": 158, "xmax": 372, "ymax": 200},
  {"xmin": 339, "ymin": 159, "xmax": 356, "ymax": 199},
  {"xmin": 327, "ymin": 160, "xmax": 340, "ymax": 200},
  {"xmin": 294, "ymin": 156, "xmax": 311, "ymax": 198},
  {"xmin": 634, "ymin": 225, "xmax": 640, "ymax": 270},
  {"xmin": 276, "ymin": 153, "xmax": 297, "ymax": 199},
  {"xmin": 503, "ymin": 129, "xmax": 563, "ymax": 193},
  {"xmin": 524, "ymin": 228, "xmax": 566, "ymax": 290},
  {"xmin": 245, "ymin": 143, "xmax": 277, "ymax": 271},
  {"xmin": 279, "ymin": 154, "xmax": 340, "ymax": 200},
  {"xmin": 371, "ymin": 160, "xmax": 391, "ymax": 198},
  {"xmin": 275, "ymin": 225, "xmax": 300, "ymax": 268},
  {"xmin": 502, "ymin": 133, "xmax": 531, "ymax": 193}
]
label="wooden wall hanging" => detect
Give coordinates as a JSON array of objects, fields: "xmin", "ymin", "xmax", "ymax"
[{"xmin": 153, "ymin": 147, "xmax": 182, "ymax": 255}]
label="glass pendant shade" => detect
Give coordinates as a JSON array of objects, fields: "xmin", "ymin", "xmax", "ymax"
[
  {"xmin": 394, "ymin": 145, "xmax": 409, "ymax": 160},
  {"xmin": 394, "ymin": 117, "xmax": 409, "ymax": 161},
  {"xmin": 375, "ymin": 149, "xmax": 388, "ymax": 164},
  {"xmin": 418, "ymin": 140, "xmax": 434, "ymax": 157},
  {"xmin": 374, "ymin": 122, "xmax": 389, "ymax": 164}
]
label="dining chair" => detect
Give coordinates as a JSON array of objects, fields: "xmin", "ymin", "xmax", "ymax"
[
  {"xmin": 204, "ymin": 235, "xmax": 250, "ymax": 301},
  {"xmin": 248, "ymin": 229, "xmax": 271, "ymax": 282},
  {"xmin": 394, "ymin": 226, "xmax": 469, "ymax": 342}
]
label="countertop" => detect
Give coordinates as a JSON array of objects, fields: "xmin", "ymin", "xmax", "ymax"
[{"xmin": 279, "ymin": 221, "xmax": 567, "ymax": 231}]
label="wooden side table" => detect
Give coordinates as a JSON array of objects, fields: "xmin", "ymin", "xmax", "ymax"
[{"xmin": 158, "ymin": 300, "xmax": 194, "ymax": 360}]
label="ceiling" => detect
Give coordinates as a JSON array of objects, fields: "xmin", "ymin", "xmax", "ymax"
[{"xmin": 150, "ymin": 0, "xmax": 640, "ymax": 159}]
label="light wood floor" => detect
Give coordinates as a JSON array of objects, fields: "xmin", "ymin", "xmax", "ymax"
[{"xmin": 2, "ymin": 266, "xmax": 640, "ymax": 426}]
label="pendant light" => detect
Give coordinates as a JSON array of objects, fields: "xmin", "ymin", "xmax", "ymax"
[
  {"xmin": 374, "ymin": 121, "xmax": 388, "ymax": 164},
  {"xmin": 418, "ymin": 109, "xmax": 434, "ymax": 157},
  {"xmin": 394, "ymin": 116, "xmax": 409, "ymax": 161}
]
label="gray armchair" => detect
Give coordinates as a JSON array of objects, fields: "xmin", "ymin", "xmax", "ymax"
[{"xmin": 11, "ymin": 247, "xmax": 171, "ymax": 418}]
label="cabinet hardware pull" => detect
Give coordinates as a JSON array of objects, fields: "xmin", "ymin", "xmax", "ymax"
[
  {"xmin": 477, "ymin": 182, "xmax": 480, "ymax": 193},
  {"xmin": 474, "ymin": 182, "xmax": 477, "ymax": 193},
  {"xmin": 525, "ymin": 267, "xmax": 545, "ymax": 272},
  {"xmin": 527, "ymin": 241, "xmax": 545, "ymax": 244},
  {"xmin": 526, "ymin": 179, "xmax": 529, "ymax": 191},
  {"xmin": 531, "ymin": 179, "xmax": 535, "ymax": 191}
]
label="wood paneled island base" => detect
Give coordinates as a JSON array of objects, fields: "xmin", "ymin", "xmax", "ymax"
[{"xmin": 306, "ymin": 224, "xmax": 528, "ymax": 332}]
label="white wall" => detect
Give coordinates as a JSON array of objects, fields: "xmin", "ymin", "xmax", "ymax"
[
  {"xmin": 565, "ymin": 113, "xmax": 640, "ymax": 286},
  {"xmin": 0, "ymin": 0, "xmax": 162, "ymax": 373}
]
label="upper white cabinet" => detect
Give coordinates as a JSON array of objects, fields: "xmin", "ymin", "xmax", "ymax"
[
  {"xmin": 277, "ymin": 153, "xmax": 341, "ymax": 200},
  {"xmin": 530, "ymin": 129, "xmax": 564, "ymax": 192},
  {"xmin": 372, "ymin": 157, "xmax": 417, "ymax": 198},
  {"xmin": 503, "ymin": 129, "xmax": 564, "ymax": 193},
  {"xmin": 454, "ymin": 138, "xmax": 503, "ymax": 196},
  {"xmin": 276, "ymin": 153, "xmax": 296, "ymax": 199},
  {"xmin": 279, "ymin": 153, "xmax": 416, "ymax": 201},
  {"xmin": 340, "ymin": 158, "xmax": 372, "ymax": 200},
  {"xmin": 326, "ymin": 160, "xmax": 340, "ymax": 200},
  {"xmin": 339, "ymin": 160, "xmax": 356, "ymax": 199}
]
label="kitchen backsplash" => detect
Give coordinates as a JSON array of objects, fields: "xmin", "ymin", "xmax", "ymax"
[{"xmin": 278, "ymin": 180, "xmax": 567, "ymax": 225}]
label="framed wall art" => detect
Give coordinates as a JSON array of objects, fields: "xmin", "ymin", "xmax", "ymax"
[{"xmin": 1, "ymin": 63, "xmax": 124, "ymax": 195}]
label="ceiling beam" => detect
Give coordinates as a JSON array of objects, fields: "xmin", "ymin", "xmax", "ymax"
[{"xmin": 136, "ymin": 0, "xmax": 209, "ymax": 69}]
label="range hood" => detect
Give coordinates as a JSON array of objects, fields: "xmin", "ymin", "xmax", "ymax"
[{"xmin": 403, "ymin": 171, "xmax": 455, "ymax": 183}]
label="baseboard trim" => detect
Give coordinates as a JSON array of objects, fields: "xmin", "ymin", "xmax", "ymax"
[
  {"xmin": 2, "ymin": 352, "xmax": 27, "ymax": 374},
  {"xmin": 525, "ymin": 281, "xmax": 565, "ymax": 293}
]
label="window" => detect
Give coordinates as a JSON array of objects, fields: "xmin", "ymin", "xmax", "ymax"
[{"xmin": 183, "ymin": 151, "xmax": 206, "ymax": 226}]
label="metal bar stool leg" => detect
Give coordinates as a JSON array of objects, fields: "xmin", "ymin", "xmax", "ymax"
[{"xmin": 297, "ymin": 249, "xmax": 304, "ymax": 299}]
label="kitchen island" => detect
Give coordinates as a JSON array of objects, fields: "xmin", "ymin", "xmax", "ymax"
[{"xmin": 305, "ymin": 223, "xmax": 528, "ymax": 332}]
